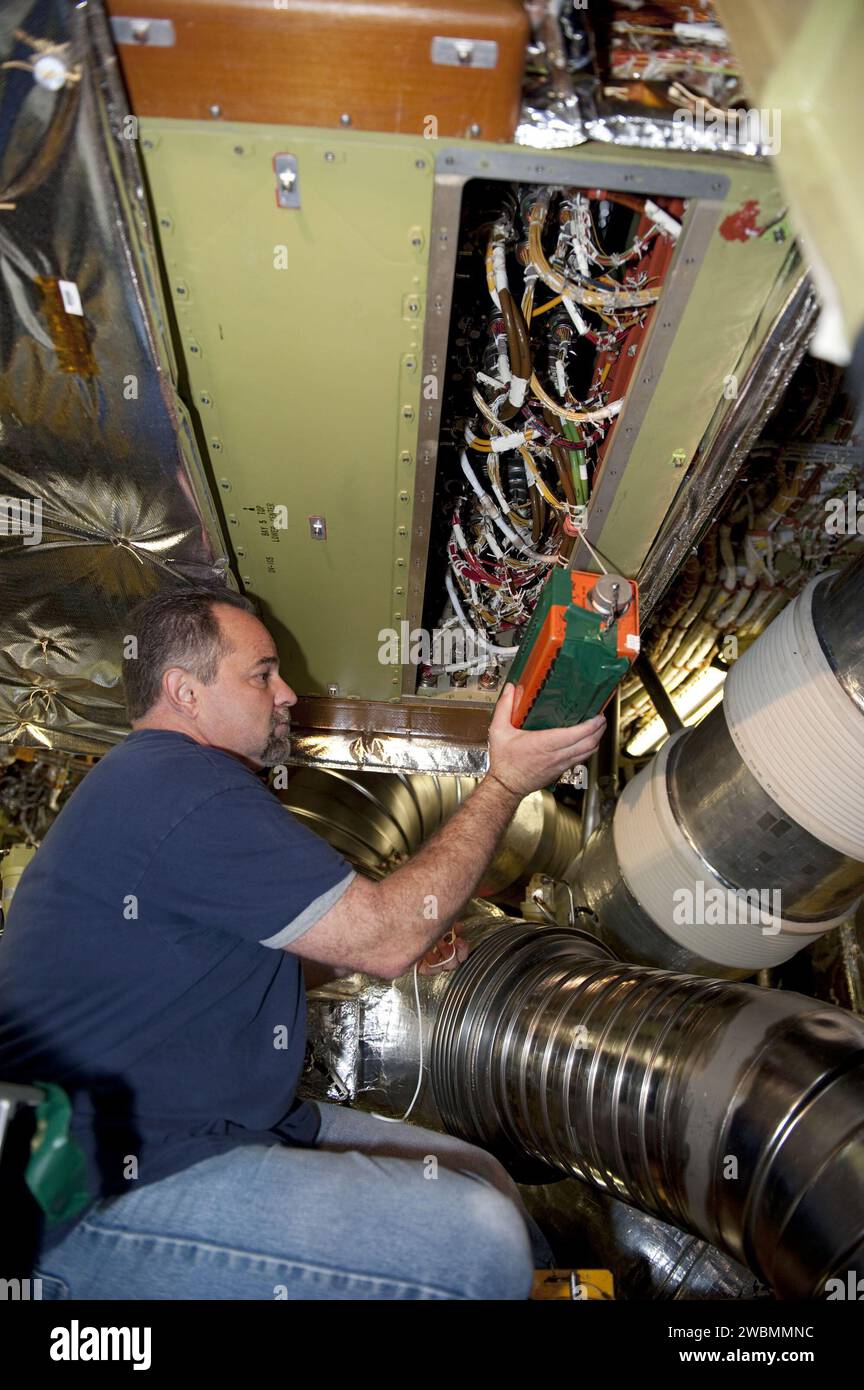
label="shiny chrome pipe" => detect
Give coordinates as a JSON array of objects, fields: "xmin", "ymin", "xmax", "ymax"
[{"xmin": 430, "ymin": 918, "xmax": 864, "ymax": 1299}]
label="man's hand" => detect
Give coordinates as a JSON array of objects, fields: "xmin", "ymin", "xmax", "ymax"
[{"xmin": 488, "ymin": 683, "xmax": 607, "ymax": 798}]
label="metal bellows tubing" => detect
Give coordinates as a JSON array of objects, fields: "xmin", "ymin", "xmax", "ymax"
[
  {"xmin": 431, "ymin": 918, "xmax": 864, "ymax": 1299},
  {"xmin": 277, "ymin": 768, "xmax": 581, "ymax": 893}
]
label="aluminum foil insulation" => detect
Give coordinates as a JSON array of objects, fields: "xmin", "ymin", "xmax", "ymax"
[
  {"xmin": 302, "ymin": 899, "xmax": 507, "ymax": 1117},
  {"xmin": 431, "ymin": 918, "xmax": 864, "ymax": 1299},
  {"xmin": 285, "ymin": 731, "xmax": 492, "ymax": 779},
  {"xmin": 0, "ymin": 1, "xmax": 230, "ymax": 754},
  {"xmin": 578, "ymin": 554, "xmax": 864, "ymax": 976},
  {"xmin": 517, "ymin": 3, "xmax": 773, "ymax": 158},
  {"xmin": 516, "ymin": 91, "xmax": 776, "ymax": 158}
]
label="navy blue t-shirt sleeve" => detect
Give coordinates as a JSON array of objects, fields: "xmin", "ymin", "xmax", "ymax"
[{"xmin": 138, "ymin": 783, "xmax": 356, "ymax": 949}]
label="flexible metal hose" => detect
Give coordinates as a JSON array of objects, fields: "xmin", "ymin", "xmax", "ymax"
[{"xmin": 431, "ymin": 918, "xmax": 864, "ymax": 1299}]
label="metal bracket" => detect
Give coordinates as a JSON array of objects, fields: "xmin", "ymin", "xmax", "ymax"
[
  {"xmin": 109, "ymin": 17, "xmax": 176, "ymax": 46},
  {"xmin": 274, "ymin": 154, "xmax": 301, "ymax": 210},
  {"xmin": 431, "ymin": 36, "xmax": 498, "ymax": 69}
]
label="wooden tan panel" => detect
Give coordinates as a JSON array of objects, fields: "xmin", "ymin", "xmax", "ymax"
[{"xmin": 105, "ymin": 0, "xmax": 529, "ymax": 140}]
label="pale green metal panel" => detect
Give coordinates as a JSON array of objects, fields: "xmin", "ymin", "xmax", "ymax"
[
  {"xmin": 592, "ymin": 151, "xmax": 789, "ymax": 576},
  {"xmin": 141, "ymin": 121, "xmax": 435, "ymax": 701},
  {"xmin": 719, "ymin": 0, "xmax": 864, "ymax": 358},
  {"xmin": 142, "ymin": 120, "xmax": 787, "ymax": 697},
  {"xmin": 760, "ymin": 0, "xmax": 864, "ymax": 357}
]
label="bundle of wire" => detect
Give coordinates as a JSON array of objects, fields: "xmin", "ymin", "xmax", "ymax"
[{"xmin": 442, "ymin": 184, "xmax": 680, "ymax": 675}]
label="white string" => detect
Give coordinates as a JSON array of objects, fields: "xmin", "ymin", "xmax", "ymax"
[
  {"xmin": 423, "ymin": 934, "xmax": 457, "ymax": 970},
  {"xmin": 577, "ymin": 531, "xmax": 608, "ymax": 574},
  {"xmin": 370, "ymin": 964, "xmax": 425, "ymax": 1124}
]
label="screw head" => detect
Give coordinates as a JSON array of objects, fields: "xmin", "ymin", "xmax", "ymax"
[
  {"xmin": 468, "ymin": 123, "xmax": 481, "ymax": 138},
  {"xmin": 233, "ymin": 145, "xmax": 244, "ymax": 156},
  {"xmin": 339, "ymin": 113, "xmax": 351, "ymax": 126},
  {"xmin": 324, "ymin": 151, "xmax": 335, "ymax": 162},
  {"xmin": 209, "ymin": 104, "xmax": 222, "ymax": 118},
  {"xmin": 415, "ymin": 159, "xmax": 426, "ymax": 170}
]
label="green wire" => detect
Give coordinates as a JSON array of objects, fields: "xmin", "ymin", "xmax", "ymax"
[{"xmin": 562, "ymin": 419, "xmax": 589, "ymax": 506}]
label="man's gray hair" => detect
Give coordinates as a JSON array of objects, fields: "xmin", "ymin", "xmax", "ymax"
[{"xmin": 122, "ymin": 586, "xmax": 257, "ymax": 720}]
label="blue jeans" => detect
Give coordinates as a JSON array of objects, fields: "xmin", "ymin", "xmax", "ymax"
[{"xmin": 31, "ymin": 1102, "xmax": 551, "ymax": 1300}]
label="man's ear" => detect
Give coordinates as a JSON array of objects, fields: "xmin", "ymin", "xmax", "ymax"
[{"xmin": 162, "ymin": 666, "xmax": 198, "ymax": 718}]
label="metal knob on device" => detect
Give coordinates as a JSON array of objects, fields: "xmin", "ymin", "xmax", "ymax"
[{"xmin": 587, "ymin": 573, "xmax": 631, "ymax": 619}]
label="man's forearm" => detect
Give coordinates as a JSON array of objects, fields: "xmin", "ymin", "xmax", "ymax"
[{"xmin": 371, "ymin": 773, "xmax": 520, "ymax": 974}]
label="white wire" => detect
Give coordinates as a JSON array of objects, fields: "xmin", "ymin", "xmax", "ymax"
[
  {"xmin": 370, "ymin": 964, "xmax": 425, "ymax": 1124},
  {"xmin": 460, "ymin": 451, "xmax": 556, "ymax": 565},
  {"xmin": 423, "ymin": 940, "xmax": 457, "ymax": 969},
  {"xmin": 445, "ymin": 568, "xmax": 522, "ymax": 658},
  {"xmin": 576, "ymin": 531, "xmax": 608, "ymax": 575}
]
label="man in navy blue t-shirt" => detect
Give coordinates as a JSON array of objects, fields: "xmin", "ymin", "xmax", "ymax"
[{"xmin": 0, "ymin": 587, "xmax": 606, "ymax": 1299}]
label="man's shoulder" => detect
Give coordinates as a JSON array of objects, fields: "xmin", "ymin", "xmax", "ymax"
[
  {"xmin": 63, "ymin": 729, "xmax": 266, "ymax": 828},
  {"xmin": 104, "ymin": 729, "xmax": 257, "ymax": 785}
]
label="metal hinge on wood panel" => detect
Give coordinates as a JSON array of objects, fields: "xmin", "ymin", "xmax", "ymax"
[
  {"xmin": 430, "ymin": 37, "xmax": 498, "ymax": 69},
  {"xmin": 109, "ymin": 17, "xmax": 175, "ymax": 46}
]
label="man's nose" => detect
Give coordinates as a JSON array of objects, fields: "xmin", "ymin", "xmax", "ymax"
[{"xmin": 274, "ymin": 676, "xmax": 297, "ymax": 707}]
